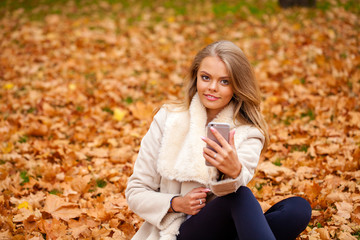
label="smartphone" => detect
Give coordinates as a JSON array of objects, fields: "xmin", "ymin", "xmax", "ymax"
[{"xmin": 205, "ymin": 122, "xmax": 230, "ymax": 166}]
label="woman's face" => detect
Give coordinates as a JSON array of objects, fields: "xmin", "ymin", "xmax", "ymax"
[{"xmin": 196, "ymin": 56, "xmax": 234, "ymax": 120}]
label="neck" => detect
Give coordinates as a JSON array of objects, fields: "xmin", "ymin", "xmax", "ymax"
[{"xmin": 206, "ymin": 109, "xmax": 220, "ymax": 125}]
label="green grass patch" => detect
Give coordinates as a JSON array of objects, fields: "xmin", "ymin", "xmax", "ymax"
[
  {"xmin": 352, "ymin": 230, "xmax": 360, "ymax": 239},
  {"xmin": 273, "ymin": 158, "xmax": 282, "ymax": 166},
  {"xmin": 96, "ymin": 179, "xmax": 107, "ymax": 188},
  {"xmin": 2, "ymin": 0, "xmax": 357, "ymax": 23},
  {"xmin": 124, "ymin": 96, "xmax": 134, "ymax": 104},
  {"xmin": 27, "ymin": 107, "xmax": 36, "ymax": 114},
  {"xmin": 255, "ymin": 182, "xmax": 265, "ymax": 191},
  {"xmin": 301, "ymin": 109, "xmax": 315, "ymax": 121},
  {"xmin": 291, "ymin": 144, "xmax": 309, "ymax": 153},
  {"xmin": 20, "ymin": 171, "xmax": 30, "ymax": 185},
  {"xmin": 283, "ymin": 116, "xmax": 294, "ymax": 126},
  {"xmin": 76, "ymin": 105, "xmax": 84, "ymax": 112},
  {"xmin": 102, "ymin": 106, "xmax": 114, "ymax": 115},
  {"xmin": 49, "ymin": 189, "xmax": 62, "ymax": 195},
  {"xmin": 317, "ymin": 1, "xmax": 332, "ymax": 11},
  {"xmin": 212, "ymin": 1, "xmax": 278, "ymax": 19},
  {"xmin": 18, "ymin": 135, "xmax": 28, "ymax": 143}
]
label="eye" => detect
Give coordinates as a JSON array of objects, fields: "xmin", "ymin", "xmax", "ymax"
[
  {"xmin": 220, "ymin": 79, "xmax": 230, "ymax": 85},
  {"xmin": 201, "ymin": 75, "xmax": 210, "ymax": 81}
]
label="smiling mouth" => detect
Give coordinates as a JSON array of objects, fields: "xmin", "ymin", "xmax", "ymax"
[{"xmin": 204, "ymin": 94, "xmax": 220, "ymax": 101}]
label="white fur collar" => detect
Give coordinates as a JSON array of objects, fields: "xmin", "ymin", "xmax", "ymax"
[{"xmin": 157, "ymin": 93, "xmax": 236, "ymax": 185}]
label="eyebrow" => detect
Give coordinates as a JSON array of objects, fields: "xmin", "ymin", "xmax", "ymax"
[{"xmin": 199, "ymin": 70, "xmax": 229, "ymax": 79}]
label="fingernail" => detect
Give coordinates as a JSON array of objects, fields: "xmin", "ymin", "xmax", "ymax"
[
  {"xmin": 201, "ymin": 136, "xmax": 206, "ymax": 140},
  {"xmin": 205, "ymin": 188, "xmax": 211, "ymax": 192},
  {"xmin": 210, "ymin": 127, "xmax": 215, "ymax": 132}
]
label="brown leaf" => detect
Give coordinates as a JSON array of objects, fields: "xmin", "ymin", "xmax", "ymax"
[
  {"xmin": 338, "ymin": 231, "xmax": 357, "ymax": 240},
  {"xmin": 351, "ymin": 204, "xmax": 360, "ymax": 224},
  {"xmin": 109, "ymin": 146, "xmax": 133, "ymax": 164},
  {"xmin": 316, "ymin": 228, "xmax": 331, "ymax": 240},
  {"xmin": 37, "ymin": 218, "xmax": 67, "ymax": 239},
  {"xmin": 129, "ymin": 101, "xmax": 154, "ymax": 120},
  {"xmin": 70, "ymin": 175, "xmax": 92, "ymax": 194},
  {"xmin": 257, "ymin": 161, "xmax": 294, "ymax": 179},
  {"xmin": 348, "ymin": 111, "xmax": 360, "ymax": 128},
  {"xmin": 335, "ymin": 202, "xmax": 353, "ymax": 220},
  {"xmin": 316, "ymin": 144, "xmax": 340, "ymax": 155},
  {"xmin": 26, "ymin": 121, "xmax": 48, "ymax": 137},
  {"xmin": 43, "ymin": 195, "xmax": 82, "ymax": 221}
]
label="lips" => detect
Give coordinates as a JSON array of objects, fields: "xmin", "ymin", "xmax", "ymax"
[{"xmin": 204, "ymin": 94, "xmax": 220, "ymax": 101}]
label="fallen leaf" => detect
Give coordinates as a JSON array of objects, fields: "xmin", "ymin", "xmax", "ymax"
[
  {"xmin": 113, "ymin": 108, "xmax": 127, "ymax": 121},
  {"xmin": 316, "ymin": 228, "xmax": 330, "ymax": 240},
  {"xmin": 43, "ymin": 195, "xmax": 82, "ymax": 221},
  {"xmin": 257, "ymin": 161, "xmax": 294, "ymax": 179},
  {"xmin": 109, "ymin": 146, "xmax": 133, "ymax": 164}
]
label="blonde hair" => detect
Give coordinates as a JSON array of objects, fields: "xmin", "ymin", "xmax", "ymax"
[{"xmin": 183, "ymin": 40, "xmax": 269, "ymax": 152}]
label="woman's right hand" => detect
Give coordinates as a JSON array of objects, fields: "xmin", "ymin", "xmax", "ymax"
[{"xmin": 171, "ymin": 187, "xmax": 211, "ymax": 215}]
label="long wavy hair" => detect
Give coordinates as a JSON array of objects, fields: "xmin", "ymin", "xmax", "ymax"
[{"xmin": 182, "ymin": 40, "xmax": 269, "ymax": 152}]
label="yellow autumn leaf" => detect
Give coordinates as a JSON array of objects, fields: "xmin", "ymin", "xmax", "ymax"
[
  {"xmin": 167, "ymin": 16, "xmax": 175, "ymax": 23},
  {"xmin": 37, "ymin": 71, "xmax": 44, "ymax": 79},
  {"xmin": 293, "ymin": 23, "xmax": 301, "ymax": 30},
  {"xmin": 266, "ymin": 96, "xmax": 278, "ymax": 103},
  {"xmin": 150, "ymin": 80, "xmax": 157, "ymax": 86},
  {"xmin": 292, "ymin": 79, "xmax": 301, "ymax": 85},
  {"xmin": 18, "ymin": 201, "xmax": 30, "ymax": 210},
  {"xmin": 69, "ymin": 83, "xmax": 76, "ymax": 90},
  {"xmin": 315, "ymin": 55, "xmax": 325, "ymax": 66},
  {"xmin": 3, "ymin": 83, "xmax": 14, "ymax": 90},
  {"xmin": 113, "ymin": 108, "xmax": 126, "ymax": 121},
  {"xmin": 1, "ymin": 142, "xmax": 13, "ymax": 154}
]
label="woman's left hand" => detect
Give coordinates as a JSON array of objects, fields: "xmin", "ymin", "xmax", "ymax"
[{"xmin": 202, "ymin": 127, "xmax": 242, "ymax": 179}]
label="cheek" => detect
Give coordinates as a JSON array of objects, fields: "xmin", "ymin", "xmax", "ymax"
[
  {"xmin": 223, "ymin": 88, "xmax": 234, "ymax": 100},
  {"xmin": 196, "ymin": 79, "xmax": 204, "ymax": 92}
]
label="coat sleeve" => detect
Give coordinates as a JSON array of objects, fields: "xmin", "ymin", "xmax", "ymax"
[
  {"xmin": 209, "ymin": 126, "xmax": 264, "ymax": 196},
  {"xmin": 125, "ymin": 108, "xmax": 183, "ymax": 229}
]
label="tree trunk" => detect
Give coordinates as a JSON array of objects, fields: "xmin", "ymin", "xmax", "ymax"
[{"xmin": 279, "ymin": 0, "xmax": 316, "ymax": 8}]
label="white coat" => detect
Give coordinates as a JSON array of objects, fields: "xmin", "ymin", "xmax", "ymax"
[{"xmin": 125, "ymin": 93, "xmax": 265, "ymax": 240}]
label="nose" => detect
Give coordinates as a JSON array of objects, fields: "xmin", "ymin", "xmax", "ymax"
[{"xmin": 208, "ymin": 80, "xmax": 217, "ymax": 92}]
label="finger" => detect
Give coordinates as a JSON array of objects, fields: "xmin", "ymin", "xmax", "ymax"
[
  {"xmin": 210, "ymin": 127, "xmax": 230, "ymax": 149},
  {"xmin": 203, "ymin": 147, "xmax": 216, "ymax": 159},
  {"xmin": 203, "ymin": 147, "xmax": 225, "ymax": 163},
  {"xmin": 190, "ymin": 192, "xmax": 208, "ymax": 200},
  {"xmin": 201, "ymin": 188, "xmax": 211, "ymax": 193},
  {"xmin": 192, "ymin": 198, "xmax": 206, "ymax": 208},
  {"xmin": 190, "ymin": 187, "xmax": 210, "ymax": 193},
  {"xmin": 229, "ymin": 129, "xmax": 236, "ymax": 147},
  {"xmin": 199, "ymin": 198, "xmax": 207, "ymax": 205},
  {"xmin": 191, "ymin": 209, "xmax": 202, "ymax": 215},
  {"xmin": 202, "ymin": 136, "xmax": 224, "ymax": 155},
  {"xmin": 203, "ymin": 151, "xmax": 218, "ymax": 167}
]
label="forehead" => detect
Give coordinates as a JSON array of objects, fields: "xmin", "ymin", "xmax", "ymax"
[{"xmin": 198, "ymin": 56, "xmax": 229, "ymax": 76}]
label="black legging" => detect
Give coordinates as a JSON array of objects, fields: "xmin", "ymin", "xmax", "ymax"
[{"xmin": 177, "ymin": 186, "xmax": 311, "ymax": 240}]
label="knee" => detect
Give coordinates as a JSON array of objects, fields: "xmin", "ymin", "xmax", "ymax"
[
  {"xmin": 223, "ymin": 186, "xmax": 254, "ymax": 202},
  {"xmin": 288, "ymin": 197, "xmax": 312, "ymax": 224},
  {"xmin": 232, "ymin": 186, "xmax": 257, "ymax": 201},
  {"xmin": 236, "ymin": 186, "xmax": 252, "ymax": 195}
]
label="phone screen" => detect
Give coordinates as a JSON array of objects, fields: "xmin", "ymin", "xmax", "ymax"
[{"xmin": 206, "ymin": 122, "xmax": 230, "ymax": 166}]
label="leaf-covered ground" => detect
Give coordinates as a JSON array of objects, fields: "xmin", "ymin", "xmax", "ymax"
[{"xmin": 0, "ymin": 0, "xmax": 359, "ymax": 239}]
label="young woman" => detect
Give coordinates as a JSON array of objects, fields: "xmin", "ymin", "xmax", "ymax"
[{"xmin": 126, "ymin": 40, "xmax": 311, "ymax": 240}]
